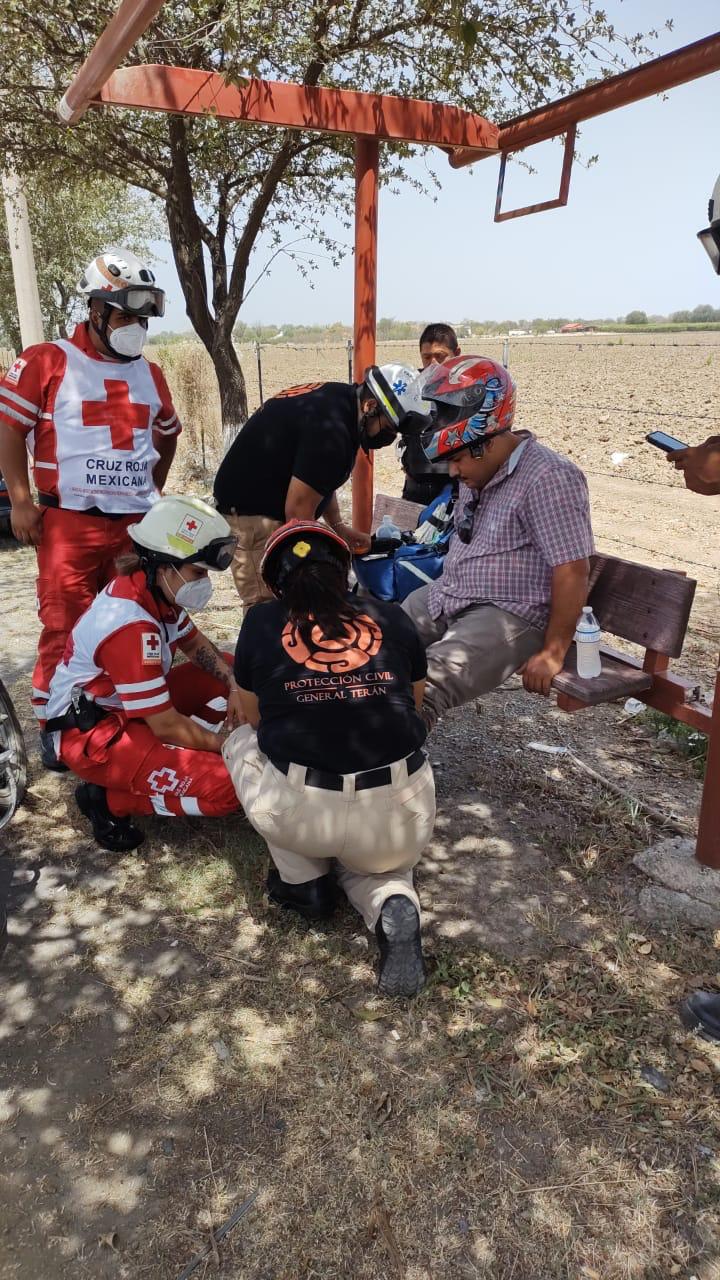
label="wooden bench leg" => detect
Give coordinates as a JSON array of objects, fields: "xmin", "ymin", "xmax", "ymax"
[
  {"xmin": 556, "ymin": 692, "xmax": 587, "ymax": 713},
  {"xmin": 696, "ymin": 655, "xmax": 720, "ymax": 869}
]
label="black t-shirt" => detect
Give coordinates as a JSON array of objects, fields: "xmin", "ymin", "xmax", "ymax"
[
  {"xmin": 234, "ymin": 595, "xmax": 427, "ymax": 773},
  {"xmin": 214, "ymin": 382, "xmax": 360, "ymax": 520}
]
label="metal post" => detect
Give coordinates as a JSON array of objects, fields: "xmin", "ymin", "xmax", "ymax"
[
  {"xmin": 346, "ymin": 337, "xmax": 353, "ymax": 383},
  {"xmin": 1, "ymin": 171, "xmax": 44, "ymax": 348},
  {"xmin": 56, "ymin": 0, "xmax": 166, "ymax": 124},
  {"xmin": 695, "ymin": 652, "xmax": 720, "ymax": 868},
  {"xmin": 351, "ymin": 137, "xmax": 379, "ymax": 532},
  {"xmin": 502, "ymin": 337, "xmax": 509, "ymax": 368},
  {"xmin": 254, "ymin": 340, "xmax": 264, "ymax": 406}
]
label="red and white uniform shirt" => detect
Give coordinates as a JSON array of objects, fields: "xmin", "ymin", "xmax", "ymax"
[
  {"xmin": 0, "ymin": 323, "xmax": 181, "ymax": 514},
  {"xmin": 46, "ymin": 571, "xmax": 197, "ymax": 723}
]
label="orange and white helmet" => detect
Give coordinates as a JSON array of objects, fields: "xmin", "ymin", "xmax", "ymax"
[{"xmin": 78, "ymin": 247, "xmax": 165, "ymax": 317}]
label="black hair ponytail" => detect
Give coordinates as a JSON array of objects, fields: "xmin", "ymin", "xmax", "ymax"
[{"xmin": 280, "ymin": 558, "xmax": 359, "ymax": 649}]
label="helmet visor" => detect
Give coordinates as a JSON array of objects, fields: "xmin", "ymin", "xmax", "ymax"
[{"xmin": 100, "ymin": 286, "xmax": 166, "ymax": 318}]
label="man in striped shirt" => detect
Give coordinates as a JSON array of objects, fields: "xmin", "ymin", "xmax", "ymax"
[{"xmin": 0, "ymin": 249, "xmax": 180, "ymax": 766}]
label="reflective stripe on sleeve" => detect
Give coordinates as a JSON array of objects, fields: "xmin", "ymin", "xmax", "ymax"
[
  {"xmin": 115, "ymin": 676, "xmax": 168, "ymax": 695},
  {"xmin": 119, "ymin": 690, "xmax": 172, "ymax": 713},
  {"xmin": 0, "ymin": 398, "xmax": 35, "ymax": 427},
  {"xmin": 0, "ymin": 387, "xmax": 40, "ymax": 416}
]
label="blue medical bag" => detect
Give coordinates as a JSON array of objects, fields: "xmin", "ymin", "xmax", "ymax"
[{"xmin": 353, "ymin": 484, "xmax": 454, "ymax": 603}]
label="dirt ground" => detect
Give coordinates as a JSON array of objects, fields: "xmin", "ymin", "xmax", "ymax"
[{"xmin": 1, "ymin": 334, "xmax": 720, "ymax": 1280}]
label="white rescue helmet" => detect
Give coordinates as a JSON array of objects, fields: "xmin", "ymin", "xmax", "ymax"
[
  {"xmin": 78, "ymin": 247, "xmax": 166, "ymax": 317},
  {"xmin": 364, "ymin": 363, "xmax": 432, "ymax": 430},
  {"xmin": 128, "ymin": 496, "xmax": 236, "ymax": 572}
]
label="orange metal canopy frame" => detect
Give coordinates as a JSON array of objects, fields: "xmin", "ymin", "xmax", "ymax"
[{"xmin": 57, "ymin": 2, "xmax": 720, "ymax": 867}]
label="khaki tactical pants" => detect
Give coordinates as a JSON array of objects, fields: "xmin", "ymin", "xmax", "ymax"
[
  {"xmin": 223, "ymin": 725, "xmax": 436, "ymax": 929},
  {"xmin": 402, "ymin": 585, "xmax": 544, "ymax": 729},
  {"xmin": 224, "ymin": 513, "xmax": 282, "ymax": 608}
]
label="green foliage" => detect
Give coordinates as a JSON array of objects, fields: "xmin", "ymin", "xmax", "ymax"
[
  {"xmin": 640, "ymin": 709, "xmax": 708, "ymax": 779},
  {"xmin": 625, "ymin": 310, "xmax": 648, "ymax": 325},
  {"xmin": 0, "ymin": 0, "xmax": 663, "ymax": 421},
  {"xmin": 0, "ymin": 175, "xmax": 164, "ymax": 347}
]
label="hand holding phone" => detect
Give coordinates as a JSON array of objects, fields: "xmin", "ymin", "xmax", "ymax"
[{"xmin": 646, "ymin": 430, "xmax": 689, "ymax": 453}]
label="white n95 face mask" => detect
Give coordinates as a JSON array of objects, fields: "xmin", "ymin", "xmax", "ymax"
[
  {"xmin": 174, "ymin": 575, "xmax": 214, "ymax": 613},
  {"xmin": 108, "ymin": 321, "xmax": 148, "ymax": 359}
]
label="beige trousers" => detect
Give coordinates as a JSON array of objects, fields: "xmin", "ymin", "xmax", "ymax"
[
  {"xmin": 224, "ymin": 513, "xmax": 282, "ymax": 607},
  {"xmin": 223, "ymin": 725, "xmax": 436, "ymax": 928}
]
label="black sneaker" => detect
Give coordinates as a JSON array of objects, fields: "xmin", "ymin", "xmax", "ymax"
[
  {"xmin": 39, "ymin": 730, "xmax": 69, "ymax": 773},
  {"xmin": 679, "ymin": 991, "xmax": 720, "ymax": 1043},
  {"xmin": 266, "ymin": 867, "xmax": 336, "ymax": 921},
  {"xmin": 75, "ymin": 783, "xmax": 144, "ymax": 852},
  {"xmin": 376, "ymin": 895, "xmax": 426, "ymax": 998}
]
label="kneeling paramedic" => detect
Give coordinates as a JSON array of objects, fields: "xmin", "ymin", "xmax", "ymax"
[
  {"xmin": 222, "ymin": 520, "xmax": 436, "ymax": 998},
  {"xmin": 45, "ymin": 496, "xmax": 242, "ymax": 851}
]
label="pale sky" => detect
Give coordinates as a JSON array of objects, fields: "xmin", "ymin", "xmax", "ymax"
[{"xmin": 154, "ymin": 1, "xmax": 720, "ymax": 330}]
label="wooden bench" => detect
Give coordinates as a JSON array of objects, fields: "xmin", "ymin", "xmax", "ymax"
[{"xmin": 371, "ymin": 493, "xmax": 719, "ymax": 866}]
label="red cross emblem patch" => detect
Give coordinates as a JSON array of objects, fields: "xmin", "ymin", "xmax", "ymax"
[
  {"xmin": 142, "ymin": 631, "xmax": 162, "ymax": 664},
  {"xmin": 177, "ymin": 513, "xmax": 203, "ymax": 542}
]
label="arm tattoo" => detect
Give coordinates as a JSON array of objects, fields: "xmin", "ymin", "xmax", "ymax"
[{"xmin": 191, "ymin": 639, "xmax": 232, "ymax": 686}]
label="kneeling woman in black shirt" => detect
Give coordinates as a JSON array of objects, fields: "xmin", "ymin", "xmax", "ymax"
[{"xmin": 223, "ymin": 520, "xmax": 436, "ymax": 996}]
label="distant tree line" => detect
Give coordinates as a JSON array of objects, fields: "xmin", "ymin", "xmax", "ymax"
[{"xmin": 147, "ymin": 305, "xmax": 720, "ymax": 349}]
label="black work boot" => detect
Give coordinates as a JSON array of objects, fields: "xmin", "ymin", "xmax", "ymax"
[
  {"xmin": 75, "ymin": 783, "xmax": 144, "ymax": 853},
  {"xmin": 266, "ymin": 867, "xmax": 336, "ymax": 922},
  {"xmin": 679, "ymin": 991, "xmax": 720, "ymax": 1042},
  {"xmin": 39, "ymin": 729, "xmax": 68, "ymax": 773},
  {"xmin": 376, "ymin": 895, "xmax": 426, "ymax": 998}
]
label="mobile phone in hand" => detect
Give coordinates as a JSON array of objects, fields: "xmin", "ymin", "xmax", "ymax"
[{"xmin": 646, "ymin": 430, "xmax": 688, "ymax": 453}]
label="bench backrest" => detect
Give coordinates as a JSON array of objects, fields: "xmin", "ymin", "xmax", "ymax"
[
  {"xmin": 588, "ymin": 554, "xmax": 696, "ymax": 658},
  {"xmin": 371, "ymin": 493, "xmax": 425, "ymax": 533}
]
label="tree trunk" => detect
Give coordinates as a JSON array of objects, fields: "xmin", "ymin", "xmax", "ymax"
[{"xmin": 211, "ymin": 337, "xmax": 248, "ymax": 453}]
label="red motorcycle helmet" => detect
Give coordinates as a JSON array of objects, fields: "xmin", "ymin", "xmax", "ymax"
[
  {"xmin": 260, "ymin": 520, "xmax": 351, "ymax": 597},
  {"xmin": 421, "ymin": 356, "xmax": 517, "ymax": 463}
]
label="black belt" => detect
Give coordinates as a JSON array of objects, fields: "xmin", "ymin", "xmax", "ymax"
[
  {"xmin": 38, "ymin": 493, "xmax": 130, "ymax": 521},
  {"xmin": 270, "ymin": 748, "xmax": 425, "ymax": 793}
]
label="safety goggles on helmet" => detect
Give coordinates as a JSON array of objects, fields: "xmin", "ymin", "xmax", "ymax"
[
  {"xmin": 89, "ymin": 286, "xmax": 166, "ymax": 318},
  {"xmin": 184, "ymin": 536, "xmax": 236, "ymax": 572}
]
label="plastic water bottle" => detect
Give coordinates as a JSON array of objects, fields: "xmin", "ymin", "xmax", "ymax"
[
  {"xmin": 378, "ymin": 514, "xmax": 401, "ymax": 540},
  {"xmin": 575, "ymin": 606, "xmax": 602, "ymax": 679}
]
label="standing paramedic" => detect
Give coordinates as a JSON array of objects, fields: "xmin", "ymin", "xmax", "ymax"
[
  {"xmin": 399, "ymin": 322, "xmax": 460, "ymax": 506},
  {"xmin": 213, "ymin": 364, "xmax": 428, "ymax": 611},
  {"xmin": 222, "ymin": 520, "xmax": 436, "ymax": 998},
  {"xmin": 45, "ymin": 496, "xmax": 242, "ymax": 852},
  {"xmin": 0, "ymin": 249, "xmax": 180, "ymax": 766}
]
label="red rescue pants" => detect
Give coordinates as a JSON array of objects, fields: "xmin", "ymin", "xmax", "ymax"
[
  {"xmin": 32, "ymin": 507, "xmax": 136, "ymax": 724},
  {"xmin": 58, "ymin": 663, "xmax": 240, "ymax": 818}
]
